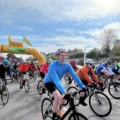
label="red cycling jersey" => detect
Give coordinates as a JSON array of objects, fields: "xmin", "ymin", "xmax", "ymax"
[
  {"xmin": 69, "ymin": 61, "xmax": 78, "ymax": 71},
  {"xmin": 40, "ymin": 63, "xmax": 49, "ymax": 74}
]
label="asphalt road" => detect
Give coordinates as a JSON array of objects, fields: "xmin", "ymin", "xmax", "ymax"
[{"xmin": 0, "ymin": 77, "xmax": 120, "ymax": 120}]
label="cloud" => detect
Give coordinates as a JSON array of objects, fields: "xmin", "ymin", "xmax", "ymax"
[
  {"xmin": 18, "ymin": 26, "xmax": 33, "ymax": 31},
  {"xmin": 1, "ymin": 22, "xmax": 120, "ymax": 54},
  {"xmin": 55, "ymin": 29, "xmax": 75, "ymax": 34},
  {"xmin": 78, "ymin": 22, "xmax": 120, "ymax": 39},
  {"xmin": 1, "ymin": 0, "xmax": 120, "ymax": 24}
]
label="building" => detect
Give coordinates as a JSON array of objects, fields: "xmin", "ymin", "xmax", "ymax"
[{"xmin": 68, "ymin": 48, "xmax": 83, "ymax": 56}]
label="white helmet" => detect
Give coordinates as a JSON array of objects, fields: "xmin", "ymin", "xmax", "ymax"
[
  {"xmin": 47, "ymin": 58, "xmax": 53, "ymax": 64},
  {"xmin": 85, "ymin": 59, "xmax": 94, "ymax": 64}
]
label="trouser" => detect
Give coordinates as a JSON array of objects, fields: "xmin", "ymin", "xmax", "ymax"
[{"xmin": 7, "ymin": 66, "xmax": 12, "ymax": 78}]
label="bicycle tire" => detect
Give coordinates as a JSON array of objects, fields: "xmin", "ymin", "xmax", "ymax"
[
  {"xmin": 41, "ymin": 97, "xmax": 53, "ymax": 120},
  {"xmin": 1, "ymin": 87, "xmax": 9, "ymax": 105},
  {"xmin": 67, "ymin": 86, "xmax": 79, "ymax": 106},
  {"xmin": 24, "ymin": 79, "xmax": 30, "ymax": 92},
  {"xmin": 89, "ymin": 91, "xmax": 112, "ymax": 117},
  {"xmin": 108, "ymin": 82, "xmax": 120, "ymax": 99},
  {"xmin": 37, "ymin": 80, "xmax": 43, "ymax": 95},
  {"xmin": 68, "ymin": 112, "xmax": 88, "ymax": 120},
  {"xmin": 65, "ymin": 78, "xmax": 71, "ymax": 85}
]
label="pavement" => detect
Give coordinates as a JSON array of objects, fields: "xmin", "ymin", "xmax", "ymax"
[{"xmin": 0, "ymin": 77, "xmax": 120, "ymax": 120}]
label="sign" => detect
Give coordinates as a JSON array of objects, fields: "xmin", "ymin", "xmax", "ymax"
[{"xmin": 8, "ymin": 47, "xmax": 27, "ymax": 54}]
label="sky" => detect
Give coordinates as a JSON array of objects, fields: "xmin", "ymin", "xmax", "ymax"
[{"xmin": 0, "ymin": 0, "xmax": 120, "ymax": 59}]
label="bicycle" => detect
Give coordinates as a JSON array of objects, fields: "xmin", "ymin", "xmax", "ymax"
[
  {"xmin": 11, "ymin": 68, "xmax": 20, "ymax": 83},
  {"xmin": 20, "ymin": 72, "xmax": 30, "ymax": 92},
  {"xmin": 67, "ymin": 84, "xmax": 112, "ymax": 117},
  {"xmin": 29, "ymin": 70, "xmax": 37, "ymax": 81},
  {"xmin": 64, "ymin": 73, "xmax": 78, "ymax": 87},
  {"xmin": 97, "ymin": 75, "xmax": 120, "ymax": 99},
  {"xmin": 0, "ymin": 79, "xmax": 9, "ymax": 105},
  {"xmin": 37, "ymin": 80, "xmax": 52, "ymax": 99},
  {"xmin": 41, "ymin": 92, "xmax": 88, "ymax": 120},
  {"xmin": 108, "ymin": 81, "xmax": 120, "ymax": 99}
]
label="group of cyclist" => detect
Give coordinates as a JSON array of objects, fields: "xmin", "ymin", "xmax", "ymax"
[
  {"xmin": 0, "ymin": 59, "xmax": 39, "ymax": 85},
  {"xmin": 0, "ymin": 48, "xmax": 120, "ymax": 119},
  {"xmin": 40, "ymin": 49, "xmax": 120, "ymax": 119}
]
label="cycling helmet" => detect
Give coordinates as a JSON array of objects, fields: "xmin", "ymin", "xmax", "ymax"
[
  {"xmin": 85, "ymin": 59, "xmax": 94, "ymax": 64},
  {"xmin": 56, "ymin": 49, "xmax": 67, "ymax": 55},
  {"xmin": 2, "ymin": 60, "xmax": 9, "ymax": 66},
  {"xmin": 70, "ymin": 59, "xmax": 76, "ymax": 64},
  {"xmin": 47, "ymin": 59, "xmax": 53, "ymax": 64},
  {"xmin": 106, "ymin": 59, "xmax": 112, "ymax": 65}
]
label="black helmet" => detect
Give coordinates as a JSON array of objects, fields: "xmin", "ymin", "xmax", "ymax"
[{"xmin": 106, "ymin": 59, "xmax": 112, "ymax": 65}]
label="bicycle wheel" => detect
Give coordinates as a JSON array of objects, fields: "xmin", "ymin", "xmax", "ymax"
[
  {"xmin": 67, "ymin": 86, "xmax": 80, "ymax": 106},
  {"xmin": 48, "ymin": 91, "xmax": 53, "ymax": 100},
  {"xmin": 65, "ymin": 78, "xmax": 71, "ymax": 85},
  {"xmin": 89, "ymin": 91, "xmax": 112, "ymax": 117},
  {"xmin": 14, "ymin": 75, "xmax": 19, "ymax": 83},
  {"xmin": 24, "ymin": 79, "xmax": 30, "ymax": 92},
  {"xmin": 37, "ymin": 80, "xmax": 43, "ymax": 95},
  {"xmin": 1, "ymin": 87, "xmax": 9, "ymax": 105},
  {"xmin": 33, "ymin": 74, "xmax": 37, "ymax": 81},
  {"xmin": 74, "ymin": 81, "xmax": 78, "ymax": 87},
  {"xmin": 41, "ymin": 98, "xmax": 53, "ymax": 120},
  {"xmin": 108, "ymin": 82, "xmax": 120, "ymax": 99},
  {"xmin": 68, "ymin": 112, "xmax": 88, "ymax": 120}
]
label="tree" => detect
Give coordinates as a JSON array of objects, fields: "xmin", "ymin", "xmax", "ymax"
[
  {"xmin": 98, "ymin": 29, "xmax": 117, "ymax": 54},
  {"xmin": 87, "ymin": 49, "xmax": 97, "ymax": 58},
  {"xmin": 112, "ymin": 41, "xmax": 120, "ymax": 56},
  {"xmin": 87, "ymin": 48, "xmax": 101, "ymax": 61},
  {"xmin": 50, "ymin": 55, "xmax": 57, "ymax": 60},
  {"xmin": 26, "ymin": 56, "xmax": 35, "ymax": 61},
  {"xmin": 69, "ymin": 53, "xmax": 84, "ymax": 59}
]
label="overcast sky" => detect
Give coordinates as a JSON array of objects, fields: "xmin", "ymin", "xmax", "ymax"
[{"xmin": 0, "ymin": 0, "xmax": 120, "ymax": 59}]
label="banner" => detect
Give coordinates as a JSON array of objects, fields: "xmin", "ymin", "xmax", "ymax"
[
  {"xmin": 8, "ymin": 47, "xmax": 27, "ymax": 54},
  {"xmin": 23, "ymin": 36, "xmax": 32, "ymax": 46}
]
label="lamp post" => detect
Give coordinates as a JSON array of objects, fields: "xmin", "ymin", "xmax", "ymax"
[{"xmin": 84, "ymin": 47, "xmax": 86, "ymax": 65}]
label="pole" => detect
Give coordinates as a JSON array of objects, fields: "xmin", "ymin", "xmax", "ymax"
[{"xmin": 84, "ymin": 47, "xmax": 86, "ymax": 65}]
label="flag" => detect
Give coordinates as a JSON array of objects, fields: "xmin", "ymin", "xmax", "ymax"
[
  {"xmin": 8, "ymin": 35, "xmax": 11, "ymax": 42},
  {"xmin": 23, "ymin": 36, "xmax": 32, "ymax": 46}
]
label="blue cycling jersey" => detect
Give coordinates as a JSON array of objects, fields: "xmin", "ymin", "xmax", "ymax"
[
  {"xmin": 95, "ymin": 63, "xmax": 107, "ymax": 73},
  {"xmin": 44, "ymin": 60, "xmax": 85, "ymax": 94},
  {"xmin": 112, "ymin": 63, "xmax": 120, "ymax": 73}
]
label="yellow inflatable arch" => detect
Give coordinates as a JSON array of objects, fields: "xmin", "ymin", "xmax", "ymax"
[{"xmin": 0, "ymin": 37, "xmax": 46, "ymax": 65}]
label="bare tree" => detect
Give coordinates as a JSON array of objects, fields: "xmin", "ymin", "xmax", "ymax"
[{"xmin": 98, "ymin": 29, "xmax": 117, "ymax": 54}]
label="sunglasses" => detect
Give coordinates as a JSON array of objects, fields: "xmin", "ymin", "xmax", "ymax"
[{"xmin": 89, "ymin": 64, "xmax": 93, "ymax": 65}]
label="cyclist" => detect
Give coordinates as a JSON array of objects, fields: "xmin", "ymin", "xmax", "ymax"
[
  {"xmin": 29, "ymin": 61, "xmax": 36, "ymax": 76},
  {"xmin": 19, "ymin": 61, "xmax": 29, "ymax": 89},
  {"xmin": 112, "ymin": 62, "xmax": 120, "ymax": 80},
  {"xmin": 44, "ymin": 49, "xmax": 87, "ymax": 119},
  {"xmin": 11, "ymin": 62, "xmax": 19, "ymax": 82},
  {"xmin": 69, "ymin": 59, "xmax": 79, "ymax": 71},
  {"xmin": 65, "ymin": 59, "xmax": 79, "ymax": 84},
  {"xmin": 39, "ymin": 58, "xmax": 52, "ymax": 93},
  {"xmin": 26, "ymin": 62, "xmax": 30, "ymax": 70},
  {"xmin": 76, "ymin": 59, "xmax": 99, "ymax": 105},
  {"xmin": 4, "ymin": 59, "xmax": 12, "ymax": 80},
  {"xmin": 0, "ymin": 60, "xmax": 9, "ymax": 85},
  {"xmin": 76, "ymin": 59, "xmax": 99, "ymax": 85},
  {"xmin": 95, "ymin": 59, "xmax": 114, "ymax": 83}
]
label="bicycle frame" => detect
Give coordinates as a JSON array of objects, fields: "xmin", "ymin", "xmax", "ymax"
[
  {"xmin": 78, "ymin": 86, "xmax": 102, "ymax": 105},
  {"xmin": 59, "ymin": 98, "xmax": 77, "ymax": 120},
  {"xmin": 43, "ymin": 94, "xmax": 80, "ymax": 120}
]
